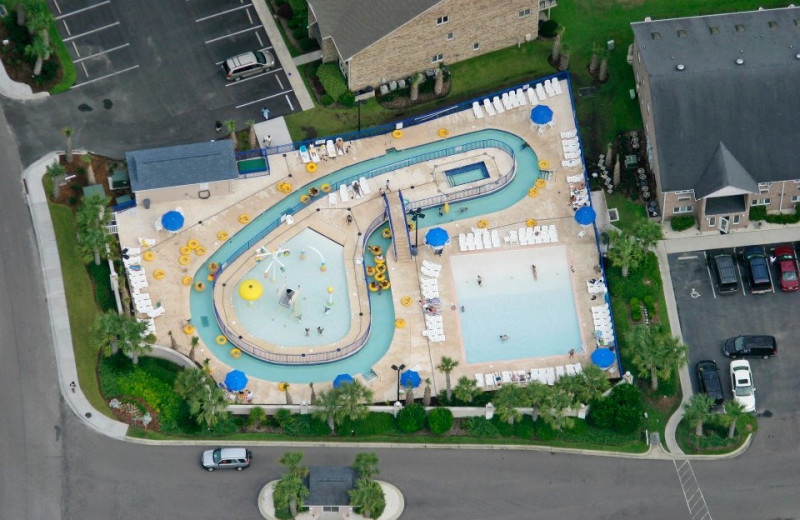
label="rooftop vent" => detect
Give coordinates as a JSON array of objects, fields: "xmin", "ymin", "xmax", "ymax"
[
  {"xmin": 735, "ymin": 23, "xmax": 745, "ymax": 32},
  {"xmin": 651, "ymin": 31, "xmax": 661, "ymax": 40},
  {"xmin": 676, "ymin": 64, "xmax": 685, "ymax": 71},
  {"xmin": 769, "ymin": 20, "xmax": 778, "ymax": 28},
  {"xmin": 796, "ymin": 53, "xmax": 800, "ymax": 59},
  {"xmin": 709, "ymin": 25, "xmax": 719, "ymax": 34},
  {"xmin": 677, "ymin": 29, "xmax": 687, "ymax": 38},
  {"xmin": 735, "ymin": 58, "xmax": 745, "ymax": 65}
]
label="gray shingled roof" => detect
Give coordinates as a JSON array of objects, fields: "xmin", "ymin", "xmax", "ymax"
[
  {"xmin": 308, "ymin": 0, "xmax": 440, "ymax": 60},
  {"xmin": 631, "ymin": 7, "xmax": 800, "ymax": 192},
  {"xmin": 126, "ymin": 140, "xmax": 237, "ymax": 192},
  {"xmin": 304, "ymin": 467, "xmax": 357, "ymax": 506},
  {"xmin": 693, "ymin": 142, "xmax": 758, "ymax": 199}
]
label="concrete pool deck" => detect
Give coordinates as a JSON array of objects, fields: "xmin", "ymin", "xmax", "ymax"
[{"xmin": 115, "ymin": 78, "xmax": 610, "ymax": 404}]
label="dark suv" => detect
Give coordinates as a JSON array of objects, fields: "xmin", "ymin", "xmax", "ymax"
[
  {"xmin": 708, "ymin": 252, "xmax": 739, "ymax": 294},
  {"xmin": 695, "ymin": 360, "xmax": 724, "ymax": 406},
  {"xmin": 742, "ymin": 246, "xmax": 772, "ymax": 293},
  {"xmin": 722, "ymin": 335, "xmax": 777, "ymax": 359}
]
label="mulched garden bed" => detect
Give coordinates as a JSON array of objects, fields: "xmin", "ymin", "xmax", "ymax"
[{"xmin": 49, "ymin": 153, "xmax": 126, "ymax": 207}]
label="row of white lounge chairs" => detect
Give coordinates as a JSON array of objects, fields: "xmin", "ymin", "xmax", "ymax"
[
  {"xmin": 515, "ymin": 225, "xmax": 558, "ymax": 246},
  {"xmin": 458, "ymin": 229, "xmax": 501, "ymax": 251},
  {"xmin": 328, "ymin": 176, "xmax": 371, "ymax": 205},
  {"xmin": 592, "ymin": 303, "xmax": 614, "ymax": 345},
  {"xmin": 471, "ymin": 78, "xmax": 564, "ymax": 119},
  {"xmin": 123, "ymin": 251, "xmax": 165, "ymax": 329},
  {"xmin": 476, "ymin": 363, "xmax": 584, "ymax": 389},
  {"xmin": 420, "ymin": 261, "xmax": 445, "ymax": 343}
]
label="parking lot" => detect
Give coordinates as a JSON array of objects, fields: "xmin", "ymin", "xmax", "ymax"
[
  {"xmin": 49, "ymin": 0, "xmax": 299, "ymax": 120},
  {"xmin": 668, "ymin": 243, "xmax": 800, "ymax": 416}
]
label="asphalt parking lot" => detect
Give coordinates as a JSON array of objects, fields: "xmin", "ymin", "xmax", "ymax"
[
  {"xmin": 50, "ymin": 0, "xmax": 298, "ymax": 120},
  {"xmin": 668, "ymin": 243, "xmax": 800, "ymax": 416}
]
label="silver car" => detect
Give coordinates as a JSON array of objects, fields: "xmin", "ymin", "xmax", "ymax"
[
  {"xmin": 201, "ymin": 447, "xmax": 252, "ymax": 471},
  {"xmin": 222, "ymin": 50, "xmax": 275, "ymax": 81}
]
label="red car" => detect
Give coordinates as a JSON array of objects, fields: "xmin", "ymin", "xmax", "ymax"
[{"xmin": 775, "ymin": 246, "xmax": 799, "ymax": 291}]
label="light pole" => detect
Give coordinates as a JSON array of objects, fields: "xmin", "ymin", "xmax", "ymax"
[
  {"xmin": 391, "ymin": 363, "xmax": 406, "ymax": 402},
  {"xmin": 408, "ymin": 208, "xmax": 425, "ymax": 256}
]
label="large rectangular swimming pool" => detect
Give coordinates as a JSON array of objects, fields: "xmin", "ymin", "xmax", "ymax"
[
  {"xmin": 445, "ymin": 162, "xmax": 489, "ymax": 187},
  {"xmin": 450, "ymin": 246, "xmax": 582, "ymax": 364}
]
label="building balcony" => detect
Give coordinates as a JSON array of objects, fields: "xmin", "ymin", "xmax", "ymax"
[{"xmin": 539, "ymin": 0, "xmax": 557, "ymax": 10}]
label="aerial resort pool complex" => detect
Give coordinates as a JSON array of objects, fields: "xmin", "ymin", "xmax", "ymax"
[{"xmin": 116, "ymin": 73, "xmax": 617, "ymax": 403}]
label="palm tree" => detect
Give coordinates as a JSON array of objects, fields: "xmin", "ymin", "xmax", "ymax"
[
  {"xmin": 525, "ymin": 382, "xmax": 551, "ymax": 419},
  {"xmin": 493, "ymin": 385, "xmax": 523, "ymax": 425},
  {"xmin": 589, "ymin": 43, "xmax": 600, "ymax": 75},
  {"xmin": 349, "ymin": 478, "xmax": 385, "ymax": 519},
  {"xmin": 14, "ymin": 0, "xmax": 35, "ymax": 27},
  {"xmin": 309, "ymin": 382, "xmax": 317, "ymax": 405},
  {"xmin": 283, "ymin": 383, "xmax": 293, "ymax": 405},
  {"xmin": 404, "ymin": 382, "xmax": 415, "ymax": 405},
  {"xmin": 312, "ymin": 388, "xmax": 340, "ymax": 434},
  {"xmin": 581, "ymin": 365, "xmax": 610, "ymax": 402},
  {"xmin": 598, "ymin": 58, "xmax": 609, "ymax": 82},
  {"xmin": 62, "ymin": 128, "xmax": 75, "ymax": 163},
  {"xmin": 24, "ymin": 34, "xmax": 50, "ymax": 76},
  {"xmin": 683, "ymin": 394, "xmax": 714, "ymax": 437},
  {"xmin": 92, "ymin": 312, "xmax": 151, "ymax": 363},
  {"xmin": 607, "ymin": 229, "xmax": 645, "ymax": 277},
  {"xmin": 224, "ymin": 119, "xmax": 236, "ymax": 143},
  {"xmin": 279, "ymin": 451, "xmax": 308, "ymax": 478},
  {"xmin": 554, "ymin": 373, "xmax": 586, "ymax": 404},
  {"xmin": 633, "ymin": 220, "xmax": 663, "ymax": 251},
  {"xmin": 422, "ymin": 378, "xmax": 432, "ymax": 407},
  {"xmin": 453, "ymin": 375, "xmax": 480, "ymax": 404},
  {"xmin": 246, "ymin": 119, "xmax": 257, "ymax": 150},
  {"xmin": 724, "ymin": 400, "xmax": 747, "ymax": 439},
  {"xmin": 550, "ymin": 27, "xmax": 565, "ymax": 64},
  {"xmin": 174, "ymin": 368, "xmax": 207, "ymax": 399},
  {"xmin": 352, "ymin": 452, "xmax": 380, "ymax": 480},
  {"xmin": 335, "ymin": 380, "xmax": 373, "ymax": 424},
  {"xmin": 434, "ymin": 66, "xmax": 444, "ymax": 95},
  {"xmin": 436, "ymin": 356, "xmax": 459, "ymax": 402},
  {"xmin": 188, "ymin": 335, "xmax": 199, "ymax": 361},
  {"xmin": 558, "ymin": 44, "xmax": 570, "ymax": 71},
  {"xmin": 540, "ymin": 387, "xmax": 576, "ymax": 431},
  {"xmin": 76, "ymin": 194, "xmax": 112, "ymax": 265},
  {"xmin": 627, "ymin": 325, "xmax": 688, "ymax": 391},
  {"xmin": 83, "ymin": 155, "xmax": 96, "ymax": 184},
  {"xmin": 410, "ymin": 73, "xmax": 421, "ymax": 102},
  {"xmin": 274, "ymin": 473, "xmax": 309, "ymax": 517},
  {"xmin": 46, "ymin": 162, "xmax": 65, "ymax": 199}
]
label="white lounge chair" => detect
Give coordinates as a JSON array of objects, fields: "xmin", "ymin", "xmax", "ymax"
[
  {"xmin": 556, "ymin": 366, "xmax": 566, "ymax": 380},
  {"xmin": 339, "ymin": 184, "xmax": 350, "ymax": 202},
  {"xmin": 491, "ymin": 230, "xmax": 501, "ymax": 248},
  {"xmin": 509, "ymin": 230, "xmax": 519, "ymax": 245},
  {"xmin": 326, "ymin": 140, "xmax": 337, "ymax": 157},
  {"xmin": 552, "ymin": 78, "xmax": 563, "ymax": 95},
  {"xmin": 526, "ymin": 87, "xmax": 538, "ymax": 106},
  {"xmin": 566, "ymin": 364, "xmax": 577, "ymax": 377},
  {"xmin": 501, "ymin": 92, "xmax": 513, "ymax": 110},
  {"xmin": 483, "ymin": 98, "xmax": 496, "ymax": 116},
  {"xmin": 459, "ymin": 233, "xmax": 467, "ymax": 251},
  {"xmin": 359, "ymin": 177, "xmax": 371, "ymax": 195},
  {"xmin": 492, "ymin": 96, "xmax": 505, "ymax": 113},
  {"xmin": 536, "ymin": 83, "xmax": 547, "ymax": 100},
  {"xmin": 299, "ymin": 146, "xmax": 311, "ymax": 163},
  {"xmin": 564, "ymin": 151, "xmax": 581, "ymax": 160},
  {"xmin": 472, "ymin": 101, "xmax": 485, "ymax": 119},
  {"xmin": 502, "ymin": 371, "xmax": 512, "ymax": 384},
  {"xmin": 483, "ymin": 233, "xmax": 492, "ymax": 249},
  {"xmin": 537, "ymin": 369, "xmax": 548, "ymax": 385},
  {"xmin": 485, "ymin": 374, "xmax": 495, "ymax": 388},
  {"xmin": 561, "ymin": 129, "xmax": 578, "ymax": 139},
  {"xmin": 476, "ymin": 374, "xmax": 485, "ymax": 388},
  {"xmin": 328, "ymin": 192, "xmax": 338, "ymax": 206},
  {"xmin": 507, "ymin": 90, "xmax": 519, "ymax": 108},
  {"xmin": 544, "ymin": 79, "xmax": 556, "ymax": 97},
  {"xmin": 519, "ymin": 230, "xmax": 528, "ymax": 246},
  {"xmin": 147, "ymin": 307, "xmax": 166, "ymax": 319},
  {"xmin": 474, "ymin": 235, "xmax": 484, "ymax": 250},
  {"xmin": 516, "ymin": 88, "xmax": 526, "ymax": 106},
  {"xmin": 573, "ymin": 363, "xmax": 583, "ymax": 374},
  {"xmin": 467, "ymin": 234, "xmax": 476, "ymax": 251},
  {"xmin": 546, "ymin": 367, "xmax": 556, "ymax": 385}
]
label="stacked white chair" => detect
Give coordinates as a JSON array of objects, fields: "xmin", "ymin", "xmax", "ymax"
[
  {"xmin": 459, "ymin": 233, "xmax": 468, "ymax": 252},
  {"xmin": 472, "ymin": 101, "xmax": 485, "ymax": 119},
  {"xmin": 516, "ymin": 88, "xmax": 527, "ymax": 106},
  {"xmin": 492, "ymin": 96, "xmax": 505, "ymax": 114},
  {"xmin": 483, "ymin": 98, "xmax": 496, "ymax": 116}
]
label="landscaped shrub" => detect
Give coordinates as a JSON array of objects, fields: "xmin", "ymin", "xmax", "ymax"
[
  {"xmin": 588, "ymin": 383, "xmax": 643, "ymax": 434},
  {"xmin": 396, "ymin": 403, "xmax": 426, "ymax": 433},
  {"xmin": 298, "ymin": 37, "xmax": 315, "ymax": 52},
  {"xmin": 275, "ymin": 408, "xmax": 292, "ymax": 429},
  {"xmin": 86, "ymin": 261, "xmax": 115, "ymax": 312},
  {"xmin": 248, "ymin": 407, "xmax": 267, "ymax": 428},
  {"xmin": 337, "ymin": 90, "xmax": 355, "ymax": 107},
  {"xmin": 670, "ymin": 215, "xmax": 696, "ymax": 231},
  {"xmin": 514, "ymin": 416, "xmax": 535, "ymax": 439},
  {"xmin": 292, "ymin": 27, "xmax": 305, "ymax": 40},
  {"xmin": 748, "ymin": 205, "xmax": 767, "ymax": 221},
  {"xmin": 643, "ymin": 295, "xmax": 655, "ymax": 314},
  {"xmin": 539, "ymin": 19, "xmax": 560, "ymax": 38},
  {"xmin": 427, "ymin": 407, "xmax": 454, "ymax": 434},
  {"xmin": 532, "ymin": 417, "xmax": 557, "ymax": 440},
  {"xmin": 339, "ymin": 412, "xmax": 395, "ymax": 436},
  {"xmin": 762, "ymin": 206, "xmax": 800, "ymax": 224},
  {"xmin": 461, "ymin": 417, "xmax": 500, "ymax": 438},
  {"xmin": 283, "ymin": 10, "xmax": 297, "ymax": 23},
  {"xmin": 490, "ymin": 416, "xmax": 515, "ymax": 437},
  {"xmin": 629, "ymin": 297, "xmax": 641, "ymax": 322},
  {"xmin": 315, "ymin": 63, "xmax": 348, "ymax": 100},
  {"xmin": 320, "ymin": 94, "xmax": 333, "ymax": 106}
]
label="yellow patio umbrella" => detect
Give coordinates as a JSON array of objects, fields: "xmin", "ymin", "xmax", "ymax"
[{"xmin": 238, "ymin": 279, "xmax": 264, "ymax": 306}]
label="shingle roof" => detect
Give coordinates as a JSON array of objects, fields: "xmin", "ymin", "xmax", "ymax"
[
  {"xmin": 126, "ymin": 140, "xmax": 238, "ymax": 192},
  {"xmin": 631, "ymin": 7, "xmax": 800, "ymax": 192},
  {"xmin": 308, "ymin": 0, "xmax": 440, "ymax": 60},
  {"xmin": 304, "ymin": 467, "xmax": 358, "ymax": 506},
  {"xmin": 693, "ymin": 142, "xmax": 758, "ymax": 199}
]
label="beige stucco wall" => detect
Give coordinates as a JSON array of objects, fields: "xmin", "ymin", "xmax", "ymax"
[
  {"xmin": 135, "ymin": 180, "xmax": 234, "ymax": 206},
  {"xmin": 345, "ymin": 0, "xmax": 541, "ymax": 90}
]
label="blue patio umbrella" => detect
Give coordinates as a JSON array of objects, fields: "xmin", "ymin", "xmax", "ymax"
[
  {"xmin": 400, "ymin": 370, "xmax": 421, "ymax": 388},
  {"xmin": 591, "ymin": 348, "xmax": 616, "ymax": 369},
  {"xmin": 575, "ymin": 206, "xmax": 597, "ymax": 226},
  {"xmin": 224, "ymin": 370, "xmax": 248, "ymax": 391},
  {"xmin": 161, "ymin": 210, "xmax": 185, "ymax": 232},
  {"xmin": 333, "ymin": 373, "xmax": 354, "ymax": 388},
  {"xmin": 530, "ymin": 105, "xmax": 554, "ymax": 125},
  {"xmin": 425, "ymin": 227, "xmax": 450, "ymax": 248}
]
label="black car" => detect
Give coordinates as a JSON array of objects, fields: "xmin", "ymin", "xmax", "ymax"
[
  {"xmin": 708, "ymin": 252, "xmax": 739, "ymax": 294},
  {"xmin": 742, "ymin": 246, "xmax": 772, "ymax": 294},
  {"xmin": 695, "ymin": 360, "xmax": 724, "ymax": 406},
  {"xmin": 722, "ymin": 335, "xmax": 778, "ymax": 359}
]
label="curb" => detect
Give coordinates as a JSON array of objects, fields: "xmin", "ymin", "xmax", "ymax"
[
  {"xmin": 258, "ymin": 480, "xmax": 404, "ymax": 520},
  {"xmin": 0, "ymin": 55, "xmax": 50, "ymax": 101}
]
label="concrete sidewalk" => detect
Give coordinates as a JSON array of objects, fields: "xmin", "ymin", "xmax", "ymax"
[
  {"xmin": 293, "ymin": 50, "xmax": 322, "ymax": 66},
  {"xmin": 0, "ymin": 55, "xmax": 49, "ymax": 101}
]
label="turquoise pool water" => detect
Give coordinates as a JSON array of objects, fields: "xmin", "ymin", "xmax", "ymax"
[
  {"xmin": 445, "ymin": 162, "xmax": 489, "ymax": 187},
  {"xmin": 189, "ymin": 128, "xmax": 541, "ymax": 383},
  {"xmin": 233, "ymin": 229, "xmax": 350, "ymax": 347}
]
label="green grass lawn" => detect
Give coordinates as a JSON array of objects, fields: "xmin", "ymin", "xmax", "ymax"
[
  {"xmin": 676, "ymin": 413, "xmax": 757, "ymax": 454},
  {"xmin": 604, "ymin": 192, "xmax": 648, "ymax": 235}
]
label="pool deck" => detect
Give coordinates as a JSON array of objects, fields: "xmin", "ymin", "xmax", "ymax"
[{"xmin": 116, "ymin": 78, "xmax": 610, "ymax": 405}]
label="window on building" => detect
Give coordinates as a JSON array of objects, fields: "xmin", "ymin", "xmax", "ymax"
[
  {"xmin": 446, "ymin": 32, "xmax": 453, "ymax": 41},
  {"xmin": 709, "ymin": 26, "xmax": 719, "ymax": 34},
  {"xmin": 758, "ymin": 182, "xmax": 773, "ymax": 194},
  {"xmin": 751, "ymin": 198, "xmax": 771, "ymax": 206},
  {"xmin": 673, "ymin": 206, "xmax": 693, "ymax": 214},
  {"xmin": 651, "ymin": 32, "xmax": 661, "ymax": 40},
  {"xmin": 792, "ymin": 195, "xmax": 800, "ymax": 203},
  {"xmin": 677, "ymin": 196, "xmax": 692, "ymax": 202},
  {"xmin": 733, "ymin": 215, "xmax": 740, "ymax": 225},
  {"xmin": 473, "ymin": 42, "xmax": 480, "ymax": 51},
  {"xmin": 677, "ymin": 29, "xmax": 687, "ymax": 38},
  {"xmin": 436, "ymin": 15, "xmax": 449, "ymax": 25},
  {"xmin": 431, "ymin": 53, "xmax": 444, "ymax": 63},
  {"xmin": 708, "ymin": 217, "xmax": 716, "ymax": 227},
  {"xmin": 735, "ymin": 23, "xmax": 745, "ymax": 32},
  {"xmin": 519, "ymin": 8, "xmax": 531, "ymax": 17}
]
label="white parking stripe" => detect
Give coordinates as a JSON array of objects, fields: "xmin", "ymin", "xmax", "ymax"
[
  {"xmin": 195, "ymin": 4, "xmax": 250, "ymax": 23},
  {"xmin": 276, "ymin": 76, "xmax": 283, "ymax": 89},
  {"xmin": 61, "ymin": 19, "xmax": 72, "ymax": 36},
  {"xmin": 235, "ymin": 89, "xmax": 293, "ymax": 109},
  {"xmin": 74, "ymin": 43, "xmax": 130, "ymax": 63},
  {"xmin": 285, "ymin": 94, "xmax": 294, "ymax": 111},
  {"xmin": 205, "ymin": 25, "xmax": 262, "ymax": 45},
  {"xmin": 71, "ymin": 65, "xmax": 140, "ymax": 88},
  {"xmin": 63, "ymin": 22, "xmax": 120, "ymax": 43},
  {"xmin": 224, "ymin": 67, "xmax": 284, "ymax": 86},
  {"xmin": 55, "ymin": 1, "xmax": 111, "ymax": 20},
  {"xmin": 703, "ymin": 251, "xmax": 717, "ymax": 300}
]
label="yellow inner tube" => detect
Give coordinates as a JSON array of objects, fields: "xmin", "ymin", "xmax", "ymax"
[
  {"xmin": 182, "ymin": 276, "xmax": 193, "ymax": 286},
  {"xmin": 194, "ymin": 281, "xmax": 206, "ymax": 292},
  {"xmin": 407, "ymin": 221, "xmax": 416, "ymax": 231},
  {"xmin": 528, "ymin": 187, "xmax": 539, "ymax": 197},
  {"xmin": 379, "ymin": 280, "xmax": 391, "ymax": 289},
  {"xmin": 278, "ymin": 382, "xmax": 290, "ymax": 392},
  {"xmin": 392, "ymin": 129, "xmax": 403, "ymax": 139},
  {"xmin": 188, "ymin": 239, "xmax": 199, "ymax": 250},
  {"xmin": 277, "ymin": 182, "xmax": 292, "ymax": 193},
  {"xmin": 401, "ymin": 296, "xmax": 413, "ymax": 306},
  {"xmin": 477, "ymin": 220, "xmax": 489, "ymax": 229},
  {"xmin": 143, "ymin": 251, "xmax": 154, "ymax": 261},
  {"xmin": 321, "ymin": 183, "xmax": 331, "ymax": 193},
  {"xmin": 230, "ymin": 348, "xmax": 241, "ymax": 359},
  {"xmin": 370, "ymin": 245, "xmax": 383, "ymax": 256},
  {"xmin": 366, "ymin": 266, "xmax": 376, "ymax": 276},
  {"xmin": 438, "ymin": 128, "xmax": 449, "ymax": 138},
  {"xmin": 374, "ymin": 272, "xmax": 386, "ymax": 282},
  {"xmin": 395, "ymin": 318, "xmax": 405, "ymax": 328},
  {"xmin": 300, "ymin": 194, "xmax": 311, "ymax": 204},
  {"xmin": 535, "ymin": 178, "xmax": 547, "ymax": 188},
  {"xmin": 179, "ymin": 255, "xmax": 191, "ymax": 265},
  {"xmin": 217, "ymin": 231, "xmax": 229, "ymax": 241},
  {"xmin": 195, "ymin": 246, "xmax": 206, "ymax": 256},
  {"xmin": 538, "ymin": 159, "xmax": 551, "ymax": 170},
  {"xmin": 369, "ymin": 282, "xmax": 380, "ymax": 292},
  {"xmin": 180, "ymin": 246, "xmax": 192, "ymax": 255},
  {"xmin": 239, "ymin": 214, "xmax": 250, "ymax": 224},
  {"xmin": 375, "ymin": 257, "xmax": 386, "ymax": 266},
  {"xmin": 526, "ymin": 219, "xmax": 537, "ymax": 228},
  {"xmin": 376, "ymin": 263, "xmax": 387, "ymax": 274},
  {"xmin": 154, "ymin": 270, "xmax": 166, "ymax": 279},
  {"xmin": 381, "ymin": 228, "xmax": 392, "ymax": 239},
  {"xmin": 306, "ymin": 162, "xmax": 317, "ymax": 172},
  {"xmin": 183, "ymin": 324, "xmax": 195, "ymax": 335},
  {"xmin": 216, "ymin": 335, "xmax": 228, "ymax": 345}
]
